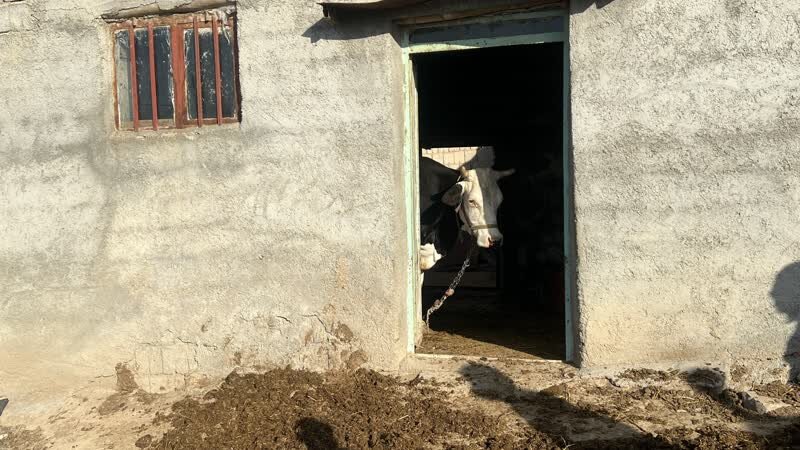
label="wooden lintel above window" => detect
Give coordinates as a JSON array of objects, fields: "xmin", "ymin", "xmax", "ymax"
[{"xmin": 102, "ymin": 0, "xmax": 235, "ymax": 21}]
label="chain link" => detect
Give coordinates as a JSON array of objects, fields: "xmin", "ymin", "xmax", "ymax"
[{"xmin": 425, "ymin": 241, "xmax": 478, "ymax": 328}]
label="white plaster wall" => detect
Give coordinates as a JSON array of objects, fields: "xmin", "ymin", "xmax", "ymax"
[
  {"xmin": 569, "ymin": 0, "xmax": 800, "ymax": 372},
  {"xmin": 4, "ymin": 0, "xmax": 800, "ymax": 421},
  {"xmin": 0, "ymin": 0, "xmax": 409, "ymax": 415}
]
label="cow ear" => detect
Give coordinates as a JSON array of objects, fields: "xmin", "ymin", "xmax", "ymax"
[
  {"xmin": 442, "ymin": 182, "xmax": 465, "ymax": 207},
  {"xmin": 494, "ymin": 168, "xmax": 515, "ymax": 179}
]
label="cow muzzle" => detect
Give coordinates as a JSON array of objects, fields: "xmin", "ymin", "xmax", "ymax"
[
  {"xmin": 470, "ymin": 224, "xmax": 502, "ymax": 248},
  {"xmin": 488, "ymin": 236, "xmax": 503, "ymax": 248}
]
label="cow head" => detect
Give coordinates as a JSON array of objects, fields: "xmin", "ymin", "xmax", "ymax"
[{"xmin": 442, "ymin": 166, "xmax": 515, "ymax": 248}]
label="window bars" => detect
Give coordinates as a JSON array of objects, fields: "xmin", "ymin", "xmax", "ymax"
[{"xmin": 112, "ymin": 12, "xmax": 239, "ymax": 131}]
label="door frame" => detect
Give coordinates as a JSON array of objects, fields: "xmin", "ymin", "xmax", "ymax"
[{"xmin": 401, "ymin": 9, "xmax": 575, "ymax": 362}]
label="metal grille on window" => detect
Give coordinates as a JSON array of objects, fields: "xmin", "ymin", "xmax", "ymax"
[
  {"xmin": 185, "ymin": 21, "xmax": 236, "ymax": 123},
  {"xmin": 112, "ymin": 13, "xmax": 239, "ymax": 131}
]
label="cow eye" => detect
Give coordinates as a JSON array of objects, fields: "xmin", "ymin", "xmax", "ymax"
[{"xmin": 469, "ymin": 199, "xmax": 479, "ymax": 207}]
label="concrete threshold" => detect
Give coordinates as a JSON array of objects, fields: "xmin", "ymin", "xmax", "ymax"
[{"xmin": 412, "ymin": 352, "xmax": 565, "ymax": 364}]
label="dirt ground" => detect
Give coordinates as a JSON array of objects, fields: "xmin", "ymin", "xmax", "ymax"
[
  {"xmin": 417, "ymin": 288, "xmax": 565, "ymax": 360},
  {"xmin": 3, "ymin": 359, "xmax": 800, "ymax": 450}
]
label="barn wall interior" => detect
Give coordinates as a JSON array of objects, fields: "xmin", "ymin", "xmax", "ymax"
[{"xmin": 570, "ymin": 0, "xmax": 800, "ymax": 375}]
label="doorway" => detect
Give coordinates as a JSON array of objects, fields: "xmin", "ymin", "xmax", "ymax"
[{"xmin": 403, "ymin": 12, "xmax": 573, "ymax": 361}]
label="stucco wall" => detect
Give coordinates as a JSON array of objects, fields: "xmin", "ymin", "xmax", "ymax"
[
  {"xmin": 4, "ymin": 0, "xmax": 800, "ymax": 418},
  {"xmin": 0, "ymin": 0, "xmax": 409, "ymax": 411},
  {"xmin": 570, "ymin": 0, "xmax": 800, "ymax": 371}
]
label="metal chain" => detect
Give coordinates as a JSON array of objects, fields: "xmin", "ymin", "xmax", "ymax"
[{"xmin": 425, "ymin": 241, "xmax": 478, "ymax": 328}]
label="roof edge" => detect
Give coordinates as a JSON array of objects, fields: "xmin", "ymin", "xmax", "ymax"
[{"xmin": 319, "ymin": 0, "xmax": 429, "ymax": 17}]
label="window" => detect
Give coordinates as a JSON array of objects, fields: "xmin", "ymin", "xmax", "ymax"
[{"xmin": 112, "ymin": 12, "xmax": 239, "ymax": 131}]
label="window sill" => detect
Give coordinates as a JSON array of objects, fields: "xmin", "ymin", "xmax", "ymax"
[{"xmin": 109, "ymin": 120, "xmax": 241, "ymax": 141}]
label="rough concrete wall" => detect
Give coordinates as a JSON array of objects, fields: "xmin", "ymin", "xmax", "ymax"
[
  {"xmin": 0, "ymin": 0, "xmax": 408, "ymax": 414},
  {"xmin": 570, "ymin": 0, "xmax": 800, "ymax": 372}
]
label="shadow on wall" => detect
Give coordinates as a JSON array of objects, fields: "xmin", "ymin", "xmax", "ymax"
[
  {"xmin": 772, "ymin": 262, "xmax": 800, "ymax": 381},
  {"xmin": 570, "ymin": 0, "xmax": 616, "ymax": 13},
  {"xmin": 302, "ymin": 12, "xmax": 399, "ymax": 44}
]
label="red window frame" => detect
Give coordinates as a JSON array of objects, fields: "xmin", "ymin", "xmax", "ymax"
[{"xmin": 111, "ymin": 12, "xmax": 240, "ymax": 131}]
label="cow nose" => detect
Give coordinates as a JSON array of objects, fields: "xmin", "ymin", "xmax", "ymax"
[{"xmin": 488, "ymin": 236, "xmax": 503, "ymax": 247}]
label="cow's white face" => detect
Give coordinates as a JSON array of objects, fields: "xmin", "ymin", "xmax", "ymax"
[{"xmin": 442, "ymin": 167, "xmax": 515, "ymax": 248}]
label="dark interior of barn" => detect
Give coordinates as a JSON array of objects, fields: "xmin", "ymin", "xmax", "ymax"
[{"xmin": 414, "ymin": 43, "xmax": 565, "ymax": 360}]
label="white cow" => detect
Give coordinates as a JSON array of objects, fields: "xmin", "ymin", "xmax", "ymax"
[{"xmin": 419, "ymin": 158, "xmax": 514, "ymax": 273}]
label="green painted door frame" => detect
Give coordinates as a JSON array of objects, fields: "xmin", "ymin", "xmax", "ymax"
[{"xmin": 401, "ymin": 9, "xmax": 575, "ymax": 362}]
